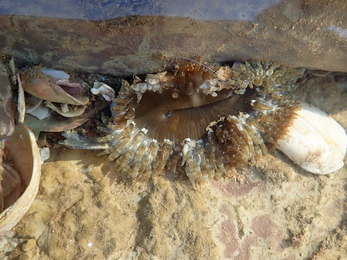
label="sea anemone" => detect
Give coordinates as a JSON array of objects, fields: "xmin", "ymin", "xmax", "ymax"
[{"xmin": 95, "ymin": 59, "xmax": 322, "ymax": 183}]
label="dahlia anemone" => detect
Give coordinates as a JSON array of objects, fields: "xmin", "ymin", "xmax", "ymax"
[{"xmin": 96, "ymin": 60, "xmax": 325, "ymax": 184}]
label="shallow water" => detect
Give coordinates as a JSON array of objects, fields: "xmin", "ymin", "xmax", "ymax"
[
  {"xmin": 0, "ymin": 0, "xmax": 283, "ymax": 20},
  {"xmin": 1, "ymin": 1, "xmax": 347, "ymax": 259}
]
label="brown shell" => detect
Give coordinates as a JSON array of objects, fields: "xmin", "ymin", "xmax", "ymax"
[
  {"xmin": 0, "ymin": 124, "xmax": 41, "ymax": 236},
  {"xmin": 0, "ymin": 60, "xmax": 15, "ymax": 138}
]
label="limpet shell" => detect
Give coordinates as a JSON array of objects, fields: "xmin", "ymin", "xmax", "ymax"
[{"xmin": 0, "ymin": 124, "xmax": 41, "ymax": 237}]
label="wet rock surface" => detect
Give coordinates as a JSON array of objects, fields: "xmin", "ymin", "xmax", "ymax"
[
  {"xmin": 1, "ymin": 149, "xmax": 347, "ymax": 259},
  {"xmin": 1, "ymin": 0, "xmax": 347, "ymax": 75}
]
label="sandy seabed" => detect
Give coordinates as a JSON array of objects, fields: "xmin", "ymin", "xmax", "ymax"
[{"xmin": 1, "ymin": 73, "xmax": 347, "ymax": 260}]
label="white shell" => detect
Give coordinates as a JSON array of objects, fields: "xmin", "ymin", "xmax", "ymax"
[
  {"xmin": 40, "ymin": 147, "xmax": 50, "ymax": 164},
  {"xmin": 91, "ymin": 82, "xmax": 115, "ymax": 101},
  {"xmin": 275, "ymin": 102, "xmax": 347, "ymax": 174},
  {"xmin": 40, "ymin": 68, "xmax": 70, "ymax": 80},
  {"xmin": 17, "ymin": 74, "xmax": 25, "ymax": 124},
  {"xmin": 26, "ymin": 96, "xmax": 51, "ymax": 120}
]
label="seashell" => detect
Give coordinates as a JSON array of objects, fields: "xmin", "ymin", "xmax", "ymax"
[
  {"xmin": 0, "ymin": 60, "xmax": 15, "ymax": 137},
  {"xmin": 0, "ymin": 124, "xmax": 41, "ymax": 236},
  {"xmin": 23, "ymin": 96, "xmax": 109, "ymax": 134},
  {"xmin": 16, "ymin": 74, "xmax": 26, "ymax": 123},
  {"xmin": 20, "ymin": 66, "xmax": 89, "ymax": 106},
  {"xmin": 59, "ymin": 131, "xmax": 109, "ymax": 150},
  {"xmin": 44, "ymin": 101, "xmax": 86, "ymax": 118},
  {"xmin": 39, "ymin": 147, "xmax": 50, "ymax": 164},
  {"xmin": 25, "ymin": 95, "xmax": 43, "ymax": 113},
  {"xmin": 24, "ymin": 114, "xmax": 89, "ymax": 135},
  {"xmin": 8, "ymin": 57, "xmax": 17, "ymax": 85},
  {"xmin": 40, "ymin": 68, "xmax": 70, "ymax": 80},
  {"xmin": 25, "ymin": 95, "xmax": 50, "ymax": 120},
  {"xmin": 275, "ymin": 102, "xmax": 347, "ymax": 174},
  {"xmin": 91, "ymin": 82, "xmax": 115, "ymax": 101}
]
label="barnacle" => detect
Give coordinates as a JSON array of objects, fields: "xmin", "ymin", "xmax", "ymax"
[{"xmin": 95, "ymin": 60, "xmax": 316, "ymax": 184}]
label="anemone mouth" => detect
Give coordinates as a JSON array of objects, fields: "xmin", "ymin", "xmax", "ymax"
[
  {"xmin": 98, "ymin": 60, "xmax": 305, "ymax": 183},
  {"xmin": 133, "ymin": 89, "xmax": 244, "ymax": 143}
]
